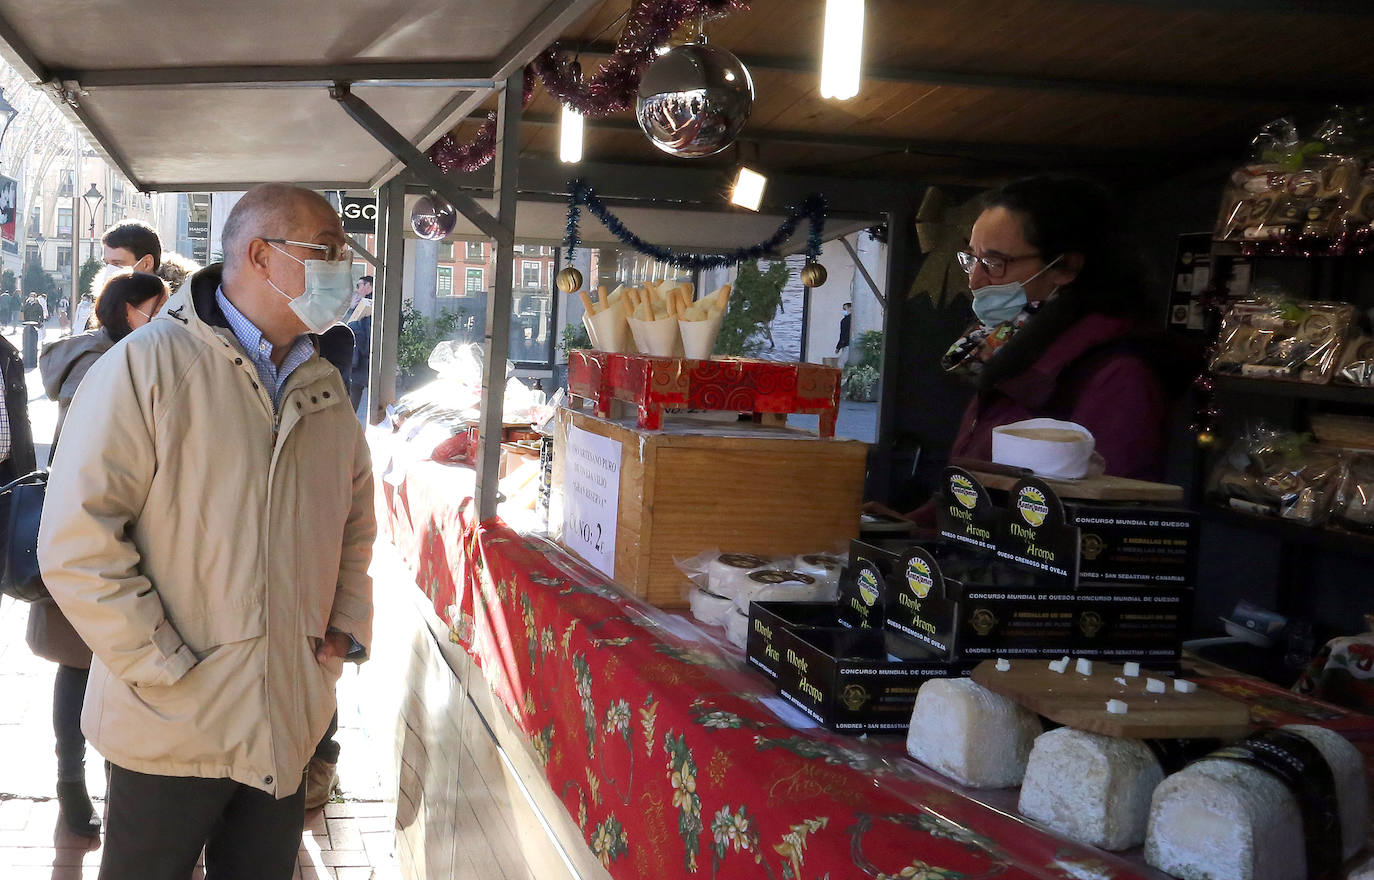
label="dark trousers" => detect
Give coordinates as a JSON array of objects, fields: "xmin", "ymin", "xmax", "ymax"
[
  {"xmin": 313, "ymin": 711, "xmax": 340, "ymax": 764},
  {"xmin": 100, "ymin": 765, "xmax": 305, "ymax": 880},
  {"xmin": 53, "ymin": 664, "xmax": 89, "ymax": 783}
]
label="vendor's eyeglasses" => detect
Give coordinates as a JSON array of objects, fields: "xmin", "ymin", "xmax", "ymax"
[
  {"xmin": 956, "ymin": 249, "xmax": 1042, "ymax": 279},
  {"xmin": 261, "ymin": 238, "xmax": 352, "ymax": 263}
]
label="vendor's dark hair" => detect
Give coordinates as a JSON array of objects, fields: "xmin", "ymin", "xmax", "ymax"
[
  {"xmin": 95, "ymin": 271, "xmax": 167, "ymax": 341},
  {"xmin": 101, "ymin": 220, "xmax": 162, "ymax": 271},
  {"xmin": 981, "ymin": 176, "xmax": 1143, "ymax": 317}
]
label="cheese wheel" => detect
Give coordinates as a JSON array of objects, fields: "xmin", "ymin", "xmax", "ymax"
[
  {"xmin": 906, "ymin": 679, "xmax": 1042, "ymax": 789},
  {"xmin": 725, "ymin": 608, "xmax": 749, "ymax": 650},
  {"xmin": 688, "ymin": 588, "xmax": 734, "ymax": 628},
  {"xmin": 1145, "ymin": 724, "xmax": 1367, "ymax": 880},
  {"xmin": 1018, "ymin": 728, "xmax": 1163, "ymax": 851},
  {"xmin": 706, "ymin": 553, "xmax": 770, "ymax": 598}
]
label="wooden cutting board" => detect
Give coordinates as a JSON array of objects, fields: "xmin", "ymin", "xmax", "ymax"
[
  {"xmin": 951, "ymin": 459, "xmax": 1184, "ymax": 502},
  {"xmin": 970, "ymin": 659, "xmax": 1252, "ymax": 740}
]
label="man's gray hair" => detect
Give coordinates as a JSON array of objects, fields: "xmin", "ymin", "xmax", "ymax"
[{"xmin": 221, "ymin": 184, "xmax": 331, "ymax": 273}]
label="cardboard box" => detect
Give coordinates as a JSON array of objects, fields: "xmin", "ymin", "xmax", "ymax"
[
  {"xmin": 745, "ymin": 602, "xmax": 843, "ymax": 683},
  {"xmin": 883, "ymin": 546, "xmax": 1079, "ymax": 662},
  {"xmin": 551, "ymin": 406, "xmax": 866, "ymax": 607},
  {"xmin": 1073, "ymin": 585, "xmax": 1191, "ymax": 664},
  {"xmin": 1066, "ymin": 502, "xmax": 1199, "ymax": 587},
  {"xmin": 772, "ymin": 623, "xmax": 958, "ymax": 733}
]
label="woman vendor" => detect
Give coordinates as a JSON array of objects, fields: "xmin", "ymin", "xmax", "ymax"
[{"xmin": 874, "ymin": 175, "xmax": 1193, "ymax": 521}]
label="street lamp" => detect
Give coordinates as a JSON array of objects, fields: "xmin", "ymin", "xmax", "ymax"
[
  {"xmin": 82, "ymin": 183, "xmax": 103, "ymax": 238},
  {"xmin": 0, "ymin": 88, "xmax": 18, "ymax": 155}
]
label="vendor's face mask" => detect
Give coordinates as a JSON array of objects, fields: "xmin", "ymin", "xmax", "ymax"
[
  {"xmin": 970, "ymin": 255, "xmax": 1061, "ymax": 326},
  {"xmin": 266, "ymin": 242, "xmax": 357, "ymax": 334}
]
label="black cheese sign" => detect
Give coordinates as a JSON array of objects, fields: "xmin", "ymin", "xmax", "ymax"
[
  {"xmin": 936, "ymin": 466, "xmax": 999, "ymax": 552},
  {"xmin": 996, "ymin": 477, "xmax": 1080, "ymax": 585}
]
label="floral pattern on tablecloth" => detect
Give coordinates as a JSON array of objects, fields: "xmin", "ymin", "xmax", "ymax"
[{"xmin": 378, "ymin": 457, "xmax": 1174, "ymax": 880}]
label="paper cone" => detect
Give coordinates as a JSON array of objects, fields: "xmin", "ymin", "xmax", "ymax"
[
  {"xmin": 627, "ymin": 315, "xmax": 680, "ymax": 357},
  {"xmin": 586, "ymin": 306, "xmax": 629, "ymax": 353},
  {"xmin": 678, "ymin": 311, "xmax": 724, "ymax": 360}
]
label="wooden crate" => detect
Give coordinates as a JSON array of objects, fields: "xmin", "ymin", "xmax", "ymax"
[{"xmin": 551, "ymin": 405, "xmax": 866, "ymax": 608}]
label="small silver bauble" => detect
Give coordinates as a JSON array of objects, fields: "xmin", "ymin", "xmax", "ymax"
[
  {"xmin": 411, "ymin": 194, "xmax": 457, "ymax": 240},
  {"xmin": 636, "ymin": 42, "xmax": 754, "ymax": 159}
]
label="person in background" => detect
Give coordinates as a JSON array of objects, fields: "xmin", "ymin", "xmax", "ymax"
[
  {"xmin": 38, "ymin": 183, "xmax": 373, "ymax": 879},
  {"xmin": 29, "ymin": 270, "xmax": 169, "ymax": 840},
  {"xmin": 345, "ymin": 274, "xmax": 372, "ymax": 417},
  {"xmin": 835, "ymin": 301, "xmax": 852, "ymax": 363},
  {"xmin": 72, "ymin": 291, "xmax": 95, "ymax": 335},
  {"xmin": 156, "ymin": 251, "xmax": 202, "ymax": 298},
  {"xmin": 0, "ymin": 289, "xmax": 14, "ymax": 330},
  {"xmin": 101, "ymin": 219, "xmax": 161, "ymax": 274},
  {"xmin": 57, "ymin": 296, "xmax": 70, "ymax": 333},
  {"xmin": 22, "ymin": 290, "xmax": 47, "ymax": 324}
]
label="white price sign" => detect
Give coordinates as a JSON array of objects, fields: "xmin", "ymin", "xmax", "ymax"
[{"xmin": 562, "ymin": 424, "xmax": 621, "ymax": 578}]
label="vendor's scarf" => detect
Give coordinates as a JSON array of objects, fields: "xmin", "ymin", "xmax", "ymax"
[{"xmin": 940, "ymin": 300, "xmax": 1046, "ymax": 379}]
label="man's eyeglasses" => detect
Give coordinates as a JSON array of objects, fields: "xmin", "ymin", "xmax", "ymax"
[
  {"xmin": 956, "ymin": 249, "xmax": 1042, "ymax": 280},
  {"xmin": 261, "ymin": 238, "xmax": 352, "ymax": 263}
]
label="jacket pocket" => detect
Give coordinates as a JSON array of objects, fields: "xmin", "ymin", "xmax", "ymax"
[{"xmin": 176, "ymin": 602, "xmax": 266, "ymax": 656}]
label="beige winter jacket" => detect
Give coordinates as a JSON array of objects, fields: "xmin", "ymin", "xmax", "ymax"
[{"xmin": 37, "ymin": 268, "xmax": 375, "ymax": 798}]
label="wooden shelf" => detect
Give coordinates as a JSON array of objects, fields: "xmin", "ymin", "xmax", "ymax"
[
  {"xmin": 1202, "ymin": 503, "xmax": 1374, "ymax": 559},
  {"xmin": 1213, "ymin": 375, "xmax": 1374, "ymax": 406}
]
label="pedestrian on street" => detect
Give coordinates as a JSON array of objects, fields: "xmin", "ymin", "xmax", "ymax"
[
  {"xmin": 29, "ymin": 270, "xmax": 170, "ymax": 838},
  {"xmin": 834, "ymin": 301, "xmax": 852, "ymax": 365},
  {"xmin": 38, "ymin": 184, "xmax": 375, "ymax": 880}
]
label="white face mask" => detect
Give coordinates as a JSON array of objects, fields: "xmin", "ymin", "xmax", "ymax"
[{"xmin": 266, "ymin": 244, "xmax": 357, "ymax": 334}]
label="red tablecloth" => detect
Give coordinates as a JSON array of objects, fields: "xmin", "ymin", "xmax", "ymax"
[{"xmin": 377, "ymin": 453, "xmax": 1170, "ymax": 880}]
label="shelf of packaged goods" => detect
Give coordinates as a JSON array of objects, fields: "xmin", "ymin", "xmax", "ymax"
[
  {"xmin": 1213, "ymin": 375, "xmax": 1374, "ymax": 406},
  {"xmin": 1202, "ymin": 503, "xmax": 1374, "ymax": 559}
]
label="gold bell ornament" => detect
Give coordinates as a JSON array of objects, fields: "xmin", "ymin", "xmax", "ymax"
[
  {"xmin": 1196, "ymin": 430, "xmax": 1217, "ymax": 449},
  {"xmin": 556, "ymin": 266, "xmax": 584, "ymax": 294},
  {"xmin": 800, "ymin": 261, "xmax": 827, "ymax": 288}
]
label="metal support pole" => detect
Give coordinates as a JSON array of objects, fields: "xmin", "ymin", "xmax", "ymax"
[
  {"xmin": 70, "ymin": 128, "xmax": 80, "ymax": 320},
  {"xmin": 368, "ymin": 179, "xmax": 405, "ymax": 424},
  {"xmin": 869, "ymin": 206, "xmax": 914, "ymax": 502},
  {"xmin": 331, "ymin": 82, "xmax": 507, "ymax": 243},
  {"xmin": 840, "ymin": 235, "xmax": 886, "ymax": 307},
  {"xmin": 346, "ymin": 234, "xmax": 379, "ymax": 267},
  {"xmin": 473, "ymin": 77, "xmax": 521, "ymax": 522}
]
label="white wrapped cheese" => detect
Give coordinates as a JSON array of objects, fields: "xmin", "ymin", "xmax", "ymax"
[
  {"xmin": 724, "ymin": 608, "xmax": 749, "ymax": 650},
  {"xmin": 1146, "ymin": 724, "xmax": 1367, "ymax": 880},
  {"xmin": 688, "ymin": 589, "xmax": 734, "ymax": 628},
  {"xmin": 1018, "ymin": 728, "xmax": 1163, "ymax": 850},
  {"xmin": 906, "ymin": 679, "xmax": 1042, "ymax": 789},
  {"xmin": 706, "ymin": 553, "xmax": 770, "ymax": 598}
]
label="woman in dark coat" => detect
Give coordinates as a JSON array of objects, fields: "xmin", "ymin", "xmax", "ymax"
[{"xmin": 28, "ymin": 271, "xmax": 167, "ymax": 838}]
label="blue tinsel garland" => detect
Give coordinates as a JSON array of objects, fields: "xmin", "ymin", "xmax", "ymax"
[{"xmin": 562, "ymin": 178, "xmax": 827, "ymax": 271}]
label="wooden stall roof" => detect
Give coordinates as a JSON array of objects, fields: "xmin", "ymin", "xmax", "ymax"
[{"xmin": 446, "ymin": 0, "xmax": 1374, "ymax": 186}]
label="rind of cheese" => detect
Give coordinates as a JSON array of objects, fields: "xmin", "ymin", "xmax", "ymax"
[
  {"xmin": 1019, "ymin": 727, "xmax": 1163, "ymax": 850},
  {"xmin": 907, "ymin": 679, "xmax": 1042, "ymax": 789}
]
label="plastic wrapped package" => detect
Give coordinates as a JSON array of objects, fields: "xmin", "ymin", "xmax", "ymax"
[
  {"xmin": 1210, "ymin": 295, "xmax": 1355, "ymax": 384},
  {"xmin": 1337, "ymin": 335, "xmax": 1374, "ymax": 386},
  {"xmin": 675, "ymin": 548, "xmax": 846, "ymax": 605},
  {"xmin": 1207, "ymin": 425, "xmax": 1346, "ymax": 525},
  {"xmin": 1214, "ymin": 111, "xmax": 1372, "ymax": 245},
  {"xmin": 1331, "ymin": 452, "xmax": 1374, "ymax": 533}
]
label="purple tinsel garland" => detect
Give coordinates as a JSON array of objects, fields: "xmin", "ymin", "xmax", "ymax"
[{"xmin": 429, "ymin": 0, "xmax": 748, "ymax": 174}]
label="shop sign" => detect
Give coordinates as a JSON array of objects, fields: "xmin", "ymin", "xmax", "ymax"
[
  {"xmin": 562, "ymin": 423, "xmax": 621, "ymax": 578},
  {"xmin": 0, "ymin": 175, "xmax": 16, "ymax": 253},
  {"xmin": 996, "ymin": 477, "xmax": 1080, "ymax": 584},
  {"xmin": 936, "ymin": 466, "xmax": 998, "ymax": 551},
  {"xmin": 340, "ymin": 196, "xmax": 377, "ymax": 234}
]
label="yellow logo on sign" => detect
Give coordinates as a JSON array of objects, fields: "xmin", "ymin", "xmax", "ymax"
[
  {"xmin": 950, "ymin": 474, "xmax": 979, "ymax": 510},
  {"xmin": 1017, "ymin": 486, "xmax": 1049, "ymax": 528},
  {"xmin": 906, "ymin": 558, "xmax": 934, "ymax": 599}
]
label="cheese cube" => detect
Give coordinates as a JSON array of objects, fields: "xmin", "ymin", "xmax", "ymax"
[
  {"xmin": 1145, "ymin": 678, "xmax": 1166, "ymax": 694},
  {"xmin": 1106, "ymin": 699, "xmax": 1128, "ymax": 714},
  {"xmin": 1048, "ymin": 658, "xmax": 1069, "ymax": 674},
  {"xmin": 907, "ymin": 679, "xmax": 1042, "ymax": 789},
  {"xmin": 995, "ymin": 658, "xmax": 1011, "ymax": 672},
  {"xmin": 1019, "ymin": 728, "xmax": 1163, "ymax": 850},
  {"xmin": 1075, "ymin": 658, "xmax": 1094, "ymax": 675},
  {"xmin": 1123, "ymin": 661, "xmax": 1141, "ymax": 677},
  {"xmin": 1174, "ymin": 679, "xmax": 1198, "ymax": 694},
  {"xmin": 1114, "ymin": 677, "xmax": 1128, "ymax": 687},
  {"xmin": 1146, "ymin": 724, "xmax": 1367, "ymax": 879}
]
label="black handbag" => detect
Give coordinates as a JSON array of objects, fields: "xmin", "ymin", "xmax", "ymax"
[{"xmin": 0, "ymin": 470, "xmax": 48, "ymax": 602}]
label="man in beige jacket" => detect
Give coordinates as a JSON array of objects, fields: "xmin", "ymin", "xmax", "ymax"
[{"xmin": 38, "ymin": 184, "xmax": 374, "ymax": 880}]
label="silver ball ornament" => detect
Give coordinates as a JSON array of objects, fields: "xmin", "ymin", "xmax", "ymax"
[
  {"xmin": 410, "ymin": 194, "xmax": 457, "ymax": 241},
  {"xmin": 636, "ymin": 42, "xmax": 754, "ymax": 159}
]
